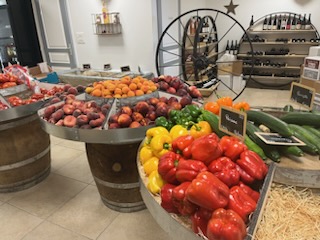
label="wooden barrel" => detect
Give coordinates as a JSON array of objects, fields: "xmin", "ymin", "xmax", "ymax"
[
  {"xmin": 86, "ymin": 142, "xmax": 146, "ymax": 213},
  {"xmin": 0, "ymin": 114, "xmax": 51, "ymax": 192}
]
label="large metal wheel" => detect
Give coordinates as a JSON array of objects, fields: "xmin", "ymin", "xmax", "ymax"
[{"xmin": 155, "ymin": 8, "xmax": 254, "ymax": 101}]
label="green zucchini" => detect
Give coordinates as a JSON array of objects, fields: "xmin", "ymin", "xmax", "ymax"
[
  {"xmin": 302, "ymin": 125, "xmax": 320, "ymax": 139},
  {"xmin": 246, "ymin": 121, "xmax": 281, "ymax": 162},
  {"xmin": 201, "ymin": 110, "xmax": 226, "ymax": 138},
  {"xmin": 281, "ymin": 112, "xmax": 320, "ymax": 128},
  {"xmin": 288, "ymin": 124, "xmax": 318, "ymax": 155},
  {"xmin": 283, "ymin": 105, "xmax": 294, "ymax": 112},
  {"xmin": 278, "ymin": 146, "xmax": 304, "ymax": 157},
  {"xmin": 247, "ymin": 110, "xmax": 293, "ymax": 137},
  {"xmin": 244, "ymin": 135, "xmax": 267, "ymax": 160}
]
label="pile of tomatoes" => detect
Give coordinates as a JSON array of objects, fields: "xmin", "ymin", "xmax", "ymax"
[{"xmin": 0, "ymin": 72, "xmax": 24, "ymax": 89}]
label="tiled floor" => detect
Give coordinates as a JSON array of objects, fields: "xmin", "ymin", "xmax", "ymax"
[{"xmin": 0, "ymin": 88, "xmax": 299, "ymax": 240}]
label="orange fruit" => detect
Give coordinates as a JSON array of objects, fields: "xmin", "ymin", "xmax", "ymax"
[
  {"xmin": 85, "ymin": 87, "xmax": 94, "ymax": 94},
  {"xmin": 114, "ymin": 87, "xmax": 122, "ymax": 95},
  {"xmin": 122, "ymin": 86, "xmax": 130, "ymax": 94},
  {"xmin": 141, "ymin": 85, "xmax": 149, "ymax": 93},
  {"xmin": 135, "ymin": 89, "xmax": 144, "ymax": 96},
  {"xmin": 127, "ymin": 90, "xmax": 135, "ymax": 97},
  {"xmin": 129, "ymin": 83, "xmax": 137, "ymax": 91},
  {"xmin": 91, "ymin": 88, "xmax": 102, "ymax": 97},
  {"xmin": 114, "ymin": 93, "xmax": 122, "ymax": 98},
  {"xmin": 107, "ymin": 83, "xmax": 116, "ymax": 92},
  {"xmin": 102, "ymin": 89, "xmax": 111, "ymax": 96}
]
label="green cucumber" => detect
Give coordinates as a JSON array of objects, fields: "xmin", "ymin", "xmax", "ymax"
[
  {"xmin": 281, "ymin": 112, "xmax": 320, "ymax": 128},
  {"xmin": 246, "ymin": 121, "xmax": 281, "ymax": 162},
  {"xmin": 278, "ymin": 146, "xmax": 304, "ymax": 157},
  {"xmin": 283, "ymin": 105, "xmax": 294, "ymax": 112},
  {"xmin": 244, "ymin": 135, "xmax": 267, "ymax": 160},
  {"xmin": 201, "ymin": 110, "xmax": 226, "ymax": 138},
  {"xmin": 302, "ymin": 125, "xmax": 320, "ymax": 139},
  {"xmin": 288, "ymin": 124, "xmax": 318, "ymax": 155},
  {"xmin": 247, "ymin": 110, "xmax": 293, "ymax": 137}
]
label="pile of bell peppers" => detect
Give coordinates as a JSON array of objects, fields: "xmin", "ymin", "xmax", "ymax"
[
  {"xmin": 140, "ymin": 125, "xmax": 269, "ymax": 240},
  {"xmin": 204, "ymin": 96, "xmax": 250, "ymax": 115}
]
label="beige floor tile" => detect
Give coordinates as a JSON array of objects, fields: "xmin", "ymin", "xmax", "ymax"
[
  {"xmin": 55, "ymin": 153, "xmax": 94, "ymax": 184},
  {"xmin": 0, "ymin": 203, "xmax": 42, "ymax": 240},
  {"xmin": 48, "ymin": 185, "xmax": 119, "ymax": 239},
  {"xmin": 0, "ymin": 191, "xmax": 18, "ymax": 203},
  {"xmin": 8, "ymin": 173, "xmax": 87, "ymax": 219},
  {"xmin": 97, "ymin": 209, "xmax": 171, "ymax": 240},
  {"xmin": 50, "ymin": 135, "xmax": 65, "ymax": 145},
  {"xmin": 58, "ymin": 139, "xmax": 86, "ymax": 151},
  {"xmin": 50, "ymin": 144, "xmax": 84, "ymax": 172},
  {"xmin": 22, "ymin": 221, "xmax": 91, "ymax": 240}
]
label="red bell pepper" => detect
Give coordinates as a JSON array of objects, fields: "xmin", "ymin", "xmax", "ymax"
[
  {"xmin": 239, "ymin": 181, "xmax": 260, "ymax": 203},
  {"xmin": 183, "ymin": 133, "xmax": 223, "ymax": 166},
  {"xmin": 172, "ymin": 135, "xmax": 194, "ymax": 155},
  {"xmin": 235, "ymin": 164, "xmax": 255, "ymax": 185},
  {"xmin": 172, "ymin": 182, "xmax": 197, "ymax": 216},
  {"xmin": 207, "ymin": 208, "xmax": 246, "ymax": 240},
  {"xmin": 228, "ymin": 185, "xmax": 257, "ymax": 223},
  {"xmin": 176, "ymin": 159, "xmax": 208, "ymax": 182},
  {"xmin": 219, "ymin": 135, "xmax": 248, "ymax": 161},
  {"xmin": 208, "ymin": 156, "xmax": 240, "ymax": 187},
  {"xmin": 186, "ymin": 171, "xmax": 229, "ymax": 211},
  {"xmin": 160, "ymin": 183, "xmax": 179, "ymax": 214},
  {"xmin": 191, "ymin": 207, "xmax": 212, "ymax": 237},
  {"xmin": 236, "ymin": 150, "xmax": 268, "ymax": 181},
  {"xmin": 158, "ymin": 151, "xmax": 180, "ymax": 184}
]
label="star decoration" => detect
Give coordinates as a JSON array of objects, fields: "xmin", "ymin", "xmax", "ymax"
[{"xmin": 224, "ymin": 0, "xmax": 239, "ymax": 15}]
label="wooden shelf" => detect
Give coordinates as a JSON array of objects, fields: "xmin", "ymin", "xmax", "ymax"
[
  {"xmin": 243, "ymin": 65, "xmax": 301, "ymax": 70},
  {"xmin": 242, "ymin": 41, "xmax": 319, "ymax": 45},
  {"xmin": 237, "ymin": 54, "xmax": 307, "ymax": 58},
  {"xmin": 248, "ymin": 29, "xmax": 316, "ymax": 34}
]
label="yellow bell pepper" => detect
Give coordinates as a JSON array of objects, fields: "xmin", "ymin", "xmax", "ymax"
[
  {"xmin": 169, "ymin": 124, "xmax": 189, "ymax": 140},
  {"xmin": 145, "ymin": 126, "xmax": 170, "ymax": 144},
  {"xmin": 143, "ymin": 156, "xmax": 159, "ymax": 176},
  {"xmin": 139, "ymin": 145, "xmax": 154, "ymax": 165},
  {"xmin": 147, "ymin": 170, "xmax": 164, "ymax": 194},
  {"xmin": 190, "ymin": 121, "xmax": 212, "ymax": 139},
  {"xmin": 150, "ymin": 134, "xmax": 172, "ymax": 157}
]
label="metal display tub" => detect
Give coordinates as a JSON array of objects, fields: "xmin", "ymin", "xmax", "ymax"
[{"xmin": 57, "ymin": 68, "xmax": 154, "ymax": 86}]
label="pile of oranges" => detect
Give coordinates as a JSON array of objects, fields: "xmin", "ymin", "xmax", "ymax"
[{"xmin": 85, "ymin": 76, "xmax": 158, "ymax": 98}]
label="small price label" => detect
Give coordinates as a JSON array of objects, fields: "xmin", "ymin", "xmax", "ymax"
[
  {"xmin": 290, "ymin": 82, "xmax": 315, "ymax": 110},
  {"xmin": 104, "ymin": 64, "xmax": 111, "ymax": 71},
  {"xmin": 121, "ymin": 65, "xmax": 131, "ymax": 72},
  {"xmin": 82, "ymin": 64, "xmax": 91, "ymax": 70},
  {"xmin": 219, "ymin": 106, "xmax": 247, "ymax": 140},
  {"xmin": 254, "ymin": 132, "xmax": 306, "ymax": 146}
]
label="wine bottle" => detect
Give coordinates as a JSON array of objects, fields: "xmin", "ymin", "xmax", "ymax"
[
  {"xmin": 286, "ymin": 14, "xmax": 291, "ymax": 30},
  {"xmin": 230, "ymin": 40, "xmax": 234, "ymax": 55},
  {"xmin": 267, "ymin": 15, "xmax": 272, "ymax": 30},
  {"xmin": 291, "ymin": 14, "xmax": 296, "ymax": 30},
  {"xmin": 301, "ymin": 14, "xmax": 306, "ymax": 30},
  {"xmin": 277, "ymin": 14, "xmax": 281, "ymax": 30},
  {"xmin": 189, "ymin": 17, "xmax": 196, "ymax": 35},
  {"xmin": 305, "ymin": 13, "xmax": 311, "ymax": 30},
  {"xmin": 249, "ymin": 15, "xmax": 254, "ymax": 29},
  {"xmin": 281, "ymin": 15, "xmax": 287, "ymax": 30},
  {"xmin": 272, "ymin": 15, "xmax": 277, "ymax": 30},
  {"xmin": 296, "ymin": 14, "xmax": 302, "ymax": 30},
  {"xmin": 263, "ymin": 17, "xmax": 268, "ymax": 30},
  {"xmin": 234, "ymin": 40, "xmax": 238, "ymax": 55},
  {"xmin": 226, "ymin": 40, "xmax": 230, "ymax": 54}
]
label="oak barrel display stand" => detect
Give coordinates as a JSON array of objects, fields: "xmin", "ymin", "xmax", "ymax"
[
  {"xmin": 0, "ymin": 114, "xmax": 51, "ymax": 192},
  {"xmin": 86, "ymin": 142, "xmax": 146, "ymax": 213}
]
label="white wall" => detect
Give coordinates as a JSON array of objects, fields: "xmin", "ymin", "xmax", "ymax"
[
  {"xmin": 64, "ymin": 0, "xmax": 319, "ymax": 75},
  {"xmin": 67, "ymin": 0, "xmax": 156, "ymax": 73}
]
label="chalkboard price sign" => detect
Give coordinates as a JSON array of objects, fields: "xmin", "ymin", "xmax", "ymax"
[
  {"xmin": 255, "ymin": 132, "xmax": 306, "ymax": 146},
  {"xmin": 82, "ymin": 64, "xmax": 91, "ymax": 70},
  {"xmin": 219, "ymin": 106, "xmax": 247, "ymax": 140},
  {"xmin": 290, "ymin": 82, "xmax": 315, "ymax": 110},
  {"xmin": 121, "ymin": 66, "xmax": 131, "ymax": 72}
]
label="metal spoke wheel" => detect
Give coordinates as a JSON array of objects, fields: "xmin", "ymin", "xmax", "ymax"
[{"xmin": 155, "ymin": 8, "xmax": 254, "ymax": 101}]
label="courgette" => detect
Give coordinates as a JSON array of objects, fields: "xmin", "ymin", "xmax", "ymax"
[
  {"xmin": 283, "ymin": 105, "xmax": 294, "ymax": 112},
  {"xmin": 247, "ymin": 110, "xmax": 293, "ymax": 137},
  {"xmin": 281, "ymin": 112, "xmax": 320, "ymax": 128},
  {"xmin": 246, "ymin": 121, "xmax": 281, "ymax": 162},
  {"xmin": 288, "ymin": 124, "xmax": 318, "ymax": 155},
  {"xmin": 278, "ymin": 146, "xmax": 304, "ymax": 157},
  {"xmin": 302, "ymin": 125, "xmax": 320, "ymax": 139},
  {"xmin": 201, "ymin": 110, "xmax": 226, "ymax": 138},
  {"xmin": 244, "ymin": 135, "xmax": 267, "ymax": 160}
]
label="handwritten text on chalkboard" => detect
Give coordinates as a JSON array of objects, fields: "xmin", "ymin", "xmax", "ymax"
[{"xmin": 290, "ymin": 82, "xmax": 315, "ymax": 110}]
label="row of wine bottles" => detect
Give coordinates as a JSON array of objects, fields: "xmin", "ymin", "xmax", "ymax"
[
  {"xmin": 225, "ymin": 40, "xmax": 239, "ymax": 55},
  {"xmin": 250, "ymin": 13, "xmax": 312, "ymax": 31},
  {"xmin": 189, "ymin": 16, "xmax": 211, "ymax": 35}
]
